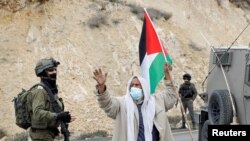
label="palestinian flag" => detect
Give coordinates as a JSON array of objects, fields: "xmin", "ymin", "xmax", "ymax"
[{"xmin": 139, "ymin": 9, "xmax": 173, "ymax": 94}]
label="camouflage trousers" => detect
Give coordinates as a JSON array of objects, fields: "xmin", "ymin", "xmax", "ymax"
[{"xmin": 181, "ymin": 99, "xmax": 195, "ymax": 124}]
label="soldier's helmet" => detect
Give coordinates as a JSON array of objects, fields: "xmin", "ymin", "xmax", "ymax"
[
  {"xmin": 35, "ymin": 58, "xmax": 60, "ymax": 77},
  {"xmin": 183, "ymin": 73, "xmax": 191, "ymax": 81}
]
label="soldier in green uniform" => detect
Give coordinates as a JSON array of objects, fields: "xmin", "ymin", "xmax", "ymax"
[
  {"xmin": 29, "ymin": 58, "xmax": 72, "ymax": 141},
  {"xmin": 178, "ymin": 73, "xmax": 198, "ymax": 129}
]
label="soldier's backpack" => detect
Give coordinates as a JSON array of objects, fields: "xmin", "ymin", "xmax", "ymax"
[{"xmin": 12, "ymin": 84, "xmax": 40, "ymax": 129}]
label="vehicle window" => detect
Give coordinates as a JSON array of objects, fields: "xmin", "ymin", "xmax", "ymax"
[
  {"xmin": 245, "ymin": 64, "xmax": 250, "ymax": 86},
  {"xmin": 213, "ymin": 52, "xmax": 232, "ymax": 66}
]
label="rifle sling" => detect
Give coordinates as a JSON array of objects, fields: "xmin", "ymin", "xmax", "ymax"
[{"xmin": 38, "ymin": 83, "xmax": 61, "ymax": 113}]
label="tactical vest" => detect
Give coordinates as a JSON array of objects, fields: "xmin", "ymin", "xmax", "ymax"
[{"xmin": 179, "ymin": 84, "xmax": 193, "ymax": 98}]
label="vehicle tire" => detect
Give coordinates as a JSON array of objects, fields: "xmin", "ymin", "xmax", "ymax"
[
  {"xmin": 208, "ymin": 90, "xmax": 233, "ymax": 125},
  {"xmin": 201, "ymin": 120, "xmax": 210, "ymax": 141}
]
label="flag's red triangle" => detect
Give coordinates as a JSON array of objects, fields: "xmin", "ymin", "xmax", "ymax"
[{"xmin": 144, "ymin": 11, "xmax": 163, "ymax": 55}]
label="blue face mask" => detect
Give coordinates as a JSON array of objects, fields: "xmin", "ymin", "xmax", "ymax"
[{"xmin": 130, "ymin": 87, "xmax": 143, "ymax": 101}]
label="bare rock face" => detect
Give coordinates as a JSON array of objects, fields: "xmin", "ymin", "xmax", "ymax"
[
  {"xmin": 0, "ymin": 0, "xmax": 249, "ymax": 137},
  {"xmin": 0, "ymin": 136, "xmax": 8, "ymax": 141}
]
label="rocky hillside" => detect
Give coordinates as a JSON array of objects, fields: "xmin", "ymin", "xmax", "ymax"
[{"xmin": 0, "ymin": 0, "xmax": 249, "ymax": 137}]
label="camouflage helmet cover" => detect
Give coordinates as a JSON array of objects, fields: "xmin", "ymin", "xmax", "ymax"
[
  {"xmin": 35, "ymin": 58, "xmax": 60, "ymax": 76},
  {"xmin": 183, "ymin": 73, "xmax": 191, "ymax": 80}
]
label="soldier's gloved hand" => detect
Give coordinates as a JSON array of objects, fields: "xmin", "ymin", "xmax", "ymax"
[{"xmin": 56, "ymin": 111, "xmax": 71, "ymax": 123}]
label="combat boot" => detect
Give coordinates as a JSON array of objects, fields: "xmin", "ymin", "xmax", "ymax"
[
  {"xmin": 179, "ymin": 122, "xmax": 186, "ymax": 129},
  {"xmin": 192, "ymin": 122, "xmax": 196, "ymax": 130}
]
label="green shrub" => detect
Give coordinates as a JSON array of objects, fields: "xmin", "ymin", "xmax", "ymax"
[
  {"xmin": 88, "ymin": 14, "xmax": 108, "ymax": 28},
  {"xmin": 127, "ymin": 4, "xmax": 172, "ymax": 21},
  {"xmin": 147, "ymin": 8, "xmax": 172, "ymax": 21},
  {"xmin": 108, "ymin": 0, "xmax": 121, "ymax": 3},
  {"xmin": 77, "ymin": 130, "xmax": 108, "ymax": 140},
  {"xmin": 127, "ymin": 4, "xmax": 144, "ymax": 20}
]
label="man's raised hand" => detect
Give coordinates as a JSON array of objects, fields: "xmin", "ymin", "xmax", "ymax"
[
  {"xmin": 164, "ymin": 62, "xmax": 172, "ymax": 80},
  {"xmin": 93, "ymin": 68, "xmax": 107, "ymax": 94}
]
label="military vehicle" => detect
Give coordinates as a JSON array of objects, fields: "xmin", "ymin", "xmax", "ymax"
[{"xmin": 196, "ymin": 45, "xmax": 250, "ymax": 141}]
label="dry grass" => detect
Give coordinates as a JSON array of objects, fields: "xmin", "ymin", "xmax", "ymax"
[
  {"xmin": 188, "ymin": 41, "xmax": 203, "ymax": 51},
  {"xmin": 0, "ymin": 0, "xmax": 50, "ymax": 12},
  {"xmin": 0, "ymin": 129, "xmax": 6, "ymax": 140},
  {"xmin": 229, "ymin": 0, "xmax": 250, "ymax": 9},
  {"xmin": 8, "ymin": 132, "xmax": 28, "ymax": 141}
]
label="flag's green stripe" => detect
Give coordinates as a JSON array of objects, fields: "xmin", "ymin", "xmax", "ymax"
[
  {"xmin": 166, "ymin": 55, "xmax": 173, "ymax": 65},
  {"xmin": 149, "ymin": 53, "xmax": 165, "ymax": 93}
]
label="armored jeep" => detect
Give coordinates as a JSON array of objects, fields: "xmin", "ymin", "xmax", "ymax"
[{"xmin": 196, "ymin": 46, "xmax": 250, "ymax": 141}]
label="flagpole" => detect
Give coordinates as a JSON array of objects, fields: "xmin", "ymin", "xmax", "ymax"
[
  {"xmin": 165, "ymin": 64, "xmax": 195, "ymax": 141},
  {"xmin": 144, "ymin": 8, "xmax": 196, "ymax": 141}
]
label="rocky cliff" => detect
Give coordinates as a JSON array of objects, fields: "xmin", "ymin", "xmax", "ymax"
[{"xmin": 0, "ymin": 0, "xmax": 249, "ymax": 136}]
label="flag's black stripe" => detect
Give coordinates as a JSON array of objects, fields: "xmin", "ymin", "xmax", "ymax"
[{"xmin": 139, "ymin": 18, "xmax": 146, "ymax": 65}]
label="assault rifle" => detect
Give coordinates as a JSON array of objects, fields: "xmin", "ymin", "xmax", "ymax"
[{"xmin": 40, "ymin": 83, "xmax": 70, "ymax": 141}]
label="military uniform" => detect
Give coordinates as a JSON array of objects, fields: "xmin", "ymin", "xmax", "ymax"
[
  {"xmin": 179, "ymin": 81, "xmax": 198, "ymax": 129},
  {"xmin": 29, "ymin": 85, "xmax": 63, "ymax": 141},
  {"xmin": 27, "ymin": 57, "xmax": 71, "ymax": 141}
]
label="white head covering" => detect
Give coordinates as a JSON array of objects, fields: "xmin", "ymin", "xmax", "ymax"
[{"xmin": 125, "ymin": 76, "xmax": 155, "ymax": 141}]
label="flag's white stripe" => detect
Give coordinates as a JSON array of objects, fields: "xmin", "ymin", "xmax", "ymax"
[{"xmin": 141, "ymin": 53, "xmax": 158, "ymax": 93}]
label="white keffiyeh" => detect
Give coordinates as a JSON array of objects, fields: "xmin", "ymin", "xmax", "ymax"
[{"xmin": 125, "ymin": 76, "xmax": 155, "ymax": 141}]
